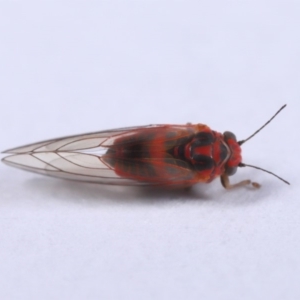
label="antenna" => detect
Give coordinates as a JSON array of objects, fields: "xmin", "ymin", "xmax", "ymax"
[
  {"xmin": 238, "ymin": 104, "xmax": 287, "ymax": 146},
  {"xmin": 239, "ymin": 162, "xmax": 290, "ymax": 185}
]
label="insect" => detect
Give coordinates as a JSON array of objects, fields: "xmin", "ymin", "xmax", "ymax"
[{"xmin": 2, "ymin": 105, "xmax": 289, "ymax": 189}]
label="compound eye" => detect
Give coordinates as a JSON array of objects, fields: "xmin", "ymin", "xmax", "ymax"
[
  {"xmin": 223, "ymin": 131, "xmax": 237, "ymax": 142},
  {"xmin": 225, "ymin": 166, "xmax": 237, "ymax": 176}
]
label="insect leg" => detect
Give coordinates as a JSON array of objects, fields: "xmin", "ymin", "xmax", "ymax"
[{"xmin": 220, "ymin": 174, "xmax": 260, "ymax": 189}]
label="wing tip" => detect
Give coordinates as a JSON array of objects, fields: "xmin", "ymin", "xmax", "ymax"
[
  {"xmin": 1, "ymin": 156, "xmax": 17, "ymax": 169},
  {"xmin": 1, "ymin": 155, "xmax": 15, "ymax": 164}
]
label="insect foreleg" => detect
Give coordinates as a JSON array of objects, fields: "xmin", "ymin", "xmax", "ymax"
[{"xmin": 220, "ymin": 174, "xmax": 260, "ymax": 189}]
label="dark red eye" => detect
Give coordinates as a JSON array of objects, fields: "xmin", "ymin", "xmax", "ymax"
[
  {"xmin": 223, "ymin": 131, "xmax": 240, "ymax": 176},
  {"xmin": 223, "ymin": 131, "xmax": 237, "ymax": 142},
  {"xmin": 225, "ymin": 166, "xmax": 237, "ymax": 176}
]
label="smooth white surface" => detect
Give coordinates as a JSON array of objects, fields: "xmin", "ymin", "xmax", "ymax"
[{"xmin": 0, "ymin": 1, "xmax": 299, "ymax": 300}]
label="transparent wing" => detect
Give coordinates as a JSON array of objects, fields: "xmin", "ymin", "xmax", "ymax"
[
  {"xmin": 2, "ymin": 125, "xmax": 158, "ymax": 154},
  {"xmin": 2, "ymin": 151, "xmax": 146, "ymax": 185},
  {"xmin": 2, "ymin": 124, "xmax": 200, "ymax": 186}
]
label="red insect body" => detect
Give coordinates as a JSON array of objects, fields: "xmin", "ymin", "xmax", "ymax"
[
  {"xmin": 1, "ymin": 105, "xmax": 289, "ymax": 189},
  {"xmin": 103, "ymin": 124, "xmax": 243, "ymax": 188}
]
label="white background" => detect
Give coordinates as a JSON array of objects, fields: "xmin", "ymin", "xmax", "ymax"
[{"xmin": 0, "ymin": 1, "xmax": 299, "ymax": 300}]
